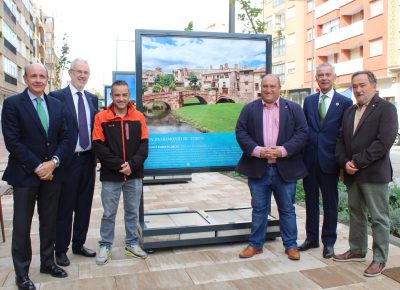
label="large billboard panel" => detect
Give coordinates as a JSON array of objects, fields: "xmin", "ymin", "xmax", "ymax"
[{"xmin": 135, "ymin": 30, "xmax": 272, "ymax": 175}]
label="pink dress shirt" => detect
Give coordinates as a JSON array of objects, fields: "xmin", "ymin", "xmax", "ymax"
[{"xmin": 252, "ymin": 98, "xmax": 288, "ymax": 163}]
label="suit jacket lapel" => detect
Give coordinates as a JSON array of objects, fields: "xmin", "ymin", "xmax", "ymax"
[
  {"xmin": 255, "ymin": 99, "xmax": 264, "ymax": 145},
  {"xmin": 65, "ymin": 87, "xmax": 78, "ymax": 127},
  {"xmin": 22, "ymin": 90, "xmax": 47, "ymax": 138},
  {"xmin": 84, "ymin": 90, "xmax": 96, "ymax": 127},
  {"xmin": 353, "ymin": 95, "xmax": 379, "ymax": 136},
  {"xmin": 324, "ymin": 93, "xmax": 339, "ymax": 123},
  {"xmin": 277, "ymin": 98, "xmax": 288, "ymax": 145},
  {"xmin": 311, "ymin": 93, "xmax": 321, "ymax": 128}
]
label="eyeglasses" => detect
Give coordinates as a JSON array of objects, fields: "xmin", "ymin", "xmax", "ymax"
[{"xmin": 70, "ymin": 69, "xmax": 90, "ymax": 76}]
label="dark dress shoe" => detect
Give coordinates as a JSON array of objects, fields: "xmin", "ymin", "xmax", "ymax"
[
  {"xmin": 56, "ymin": 252, "xmax": 70, "ymax": 267},
  {"xmin": 15, "ymin": 276, "xmax": 36, "ymax": 290},
  {"xmin": 323, "ymin": 245, "xmax": 335, "ymax": 259},
  {"xmin": 298, "ymin": 240, "xmax": 320, "ymax": 251},
  {"xmin": 72, "ymin": 246, "xmax": 96, "ymax": 257},
  {"xmin": 40, "ymin": 264, "xmax": 68, "ymax": 278}
]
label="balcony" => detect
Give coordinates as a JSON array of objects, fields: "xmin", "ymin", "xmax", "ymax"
[
  {"xmin": 334, "ymin": 58, "xmax": 363, "ymax": 76},
  {"xmin": 4, "ymin": 39, "xmax": 17, "ymax": 54},
  {"xmin": 338, "ymin": 20, "xmax": 363, "ymax": 42},
  {"xmin": 315, "ymin": 21, "xmax": 363, "ymax": 49},
  {"xmin": 315, "ymin": 0, "xmax": 354, "ymax": 18}
]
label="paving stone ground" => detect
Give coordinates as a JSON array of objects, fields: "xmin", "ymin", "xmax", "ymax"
[{"xmin": 1, "ymin": 133, "xmax": 400, "ymax": 289}]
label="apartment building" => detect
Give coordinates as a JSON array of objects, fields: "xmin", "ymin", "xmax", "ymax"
[
  {"xmin": 306, "ymin": 0, "xmax": 400, "ymax": 108},
  {"xmin": 264, "ymin": 0, "xmax": 310, "ymax": 105},
  {"xmin": 0, "ymin": 0, "xmax": 58, "ymax": 111}
]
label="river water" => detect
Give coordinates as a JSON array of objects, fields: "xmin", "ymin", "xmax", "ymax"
[{"xmin": 145, "ymin": 110, "xmax": 200, "ymax": 134}]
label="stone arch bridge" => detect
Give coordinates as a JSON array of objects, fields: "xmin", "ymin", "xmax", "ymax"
[{"xmin": 142, "ymin": 90, "xmax": 237, "ymax": 110}]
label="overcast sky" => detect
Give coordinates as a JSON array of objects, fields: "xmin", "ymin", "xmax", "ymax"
[{"xmin": 37, "ymin": 0, "xmax": 245, "ymax": 92}]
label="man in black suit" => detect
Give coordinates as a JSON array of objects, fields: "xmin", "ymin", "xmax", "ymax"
[
  {"xmin": 299, "ymin": 63, "xmax": 352, "ymax": 258},
  {"xmin": 2, "ymin": 63, "xmax": 69, "ymax": 290},
  {"xmin": 236, "ymin": 74, "xmax": 308, "ymax": 261},
  {"xmin": 334, "ymin": 71, "xmax": 398, "ymax": 277},
  {"xmin": 49, "ymin": 58, "xmax": 98, "ymax": 266}
]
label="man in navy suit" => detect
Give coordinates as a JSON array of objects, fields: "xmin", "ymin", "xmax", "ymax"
[
  {"xmin": 2, "ymin": 63, "xmax": 69, "ymax": 290},
  {"xmin": 49, "ymin": 58, "xmax": 98, "ymax": 266},
  {"xmin": 298, "ymin": 63, "xmax": 352, "ymax": 258},
  {"xmin": 236, "ymin": 74, "xmax": 308, "ymax": 260}
]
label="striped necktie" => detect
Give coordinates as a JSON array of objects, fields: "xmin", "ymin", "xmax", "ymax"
[{"xmin": 318, "ymin": 95, "xmax": 327, "ymax": 124}]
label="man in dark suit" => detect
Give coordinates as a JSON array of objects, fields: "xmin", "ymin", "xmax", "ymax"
[
  {"xmin": 334, "ymin": 71, "xmax": 398, "ymax": 277},
  {"xmin": 298, "ymin": 63, "xmax": 352, "ymax": 258},
  {"xmin": 236, "ymin": 74, "xmax": 308, "ymax": 260},
  {"xmin": 2, "ymin": 63, "xmax": 69, "ymax": 290},
  {"xmin": 49, "ymin": 58, "xmax": 98, "ymax": 266}
]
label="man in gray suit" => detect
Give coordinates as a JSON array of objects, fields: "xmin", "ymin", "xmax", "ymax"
[{"xmin": 334, "ymin": 70, "xmax": 398, "ymax": 277}]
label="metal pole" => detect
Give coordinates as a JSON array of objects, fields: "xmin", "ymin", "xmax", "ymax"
[
  {"xmin": 115, "ymin": 36, "xmax": 118, "ymax": 72},
  {"xmin": 229, "ymin": 0, "xmax": 235, "ymax": 33},
  {"xmin": 311, "ymin": 2, "xmax": 315, "ymax": 93}
]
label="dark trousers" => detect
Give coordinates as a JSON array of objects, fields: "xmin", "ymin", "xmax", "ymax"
[
  {"xmin": 303, "ymin": 163, "xmax": 338, "ymax": 246},
  {"xmin": 12, "ymin": 182, "xmax": 61, "ymax": 277},
  {"xmin": 55, "ymin": 153, "xmax": 95, "ymax": 253}
]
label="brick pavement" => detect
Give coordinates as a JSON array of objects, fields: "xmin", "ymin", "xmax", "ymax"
[{"xmin": 0, "ymin": 133, "xmax": 400, "ymax": 289}]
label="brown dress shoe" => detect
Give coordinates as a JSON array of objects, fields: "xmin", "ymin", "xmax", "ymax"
[
  {"xmin": 364, "ymin": 261, "xmax": 386, "ymax": 277},
  {"xmin": 333, "ymin": 250, "xmax": 366, "ymax": 262},
  {"xmin": 239, "ymin": 245, "xmax": 263, "ymax": 258},
  {"xmin": 285, "ymin": 248, "xmax": 300, "ymax": 260}
]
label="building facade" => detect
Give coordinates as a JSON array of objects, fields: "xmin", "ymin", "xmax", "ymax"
[
  {"xmin": 307, "ymin": 0, "xmax": 400, "ymax": 108},
  {"xmin": 0, "ymin": 0, "xmax": 58, "ymax": 112},
  {"xmin": 264, "ymin": 0, "xmax": 311, "ymax": 105},
  {"xmin": 264, "ymin": 0, "xmax": 400, "ymax": 108}
]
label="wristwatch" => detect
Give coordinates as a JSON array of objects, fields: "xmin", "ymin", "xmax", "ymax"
[{"xmin": 52, "ymin": 156, "xmax": 60, "ymax": 167}]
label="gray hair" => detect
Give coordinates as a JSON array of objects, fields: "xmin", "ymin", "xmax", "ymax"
[
  {"xmin": 24, "ymin": 63, "xmax": 48, "ymax": 77},
  {"xmin": 70, "ymin": 58, "xmax": 89, "ymax": 69},
  {"xmin": 316, "ymin": 62, "xmax": 336, "ymax": 76}
]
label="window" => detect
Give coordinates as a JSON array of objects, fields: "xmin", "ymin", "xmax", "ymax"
[
  {"xmin": 287, "ymin": 61, "xmax": 295, "ymax": 74},
  {"xmin": 286, "ymin": 6, "xmax": 295, "ymax": 20},
  {"xmin": 307, "ymin": 0, "xmax": 314, "ymax": 13},
  {"xmin": 266, "ymin": 17, "xmax": 272, "ymax": 29},
  {"xmin": 272, "ymin": 37, "xmax": 285, "ymax": 57},
  {"xmin": 307, "ymin": 28, "xmax": 314, "ymax": 41},
  {"xmin": 3, "ymin": 56, "xmax": 18, "ymax": 78},
  {"xmin": 370, "ymin": 0, "xmax": 383, "ymax": 18},
  {"xmin": 273, "ymin": 62, "xmax": 285, "ymax": 84},
  {"xmin": 322, "ymin": 18, "xmax": 339, "ymax": 35},
  {"xmin": 255, "ymin": 83, "xmax": 260, "ymax": 91},
  {"xmin": 2, "ymin": 21, "xmax": 18, "ymax": 47},
  {"xmin": 307, "ymin": 59, "xmax": 313, "ymax": 72},
  {"xmin": 369, "ymin": 38, "xmax": 383, "ymax": 57},
  {"xmin": 286, "ymin": 33, "xmax": 296, "ymax": 46}
]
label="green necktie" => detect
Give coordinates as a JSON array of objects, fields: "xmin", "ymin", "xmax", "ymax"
[
  {"xmin": 35, "ymin": 97, "xmax": 48, "ymax": 134},
  {"xmin": 318, "ymin": 95, "xmax": 327, "ymax": 124}
]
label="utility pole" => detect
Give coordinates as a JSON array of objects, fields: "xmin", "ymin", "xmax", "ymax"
[{"xmin": 229, "ymin": 0, "xmax": 235, "ymax": 33}]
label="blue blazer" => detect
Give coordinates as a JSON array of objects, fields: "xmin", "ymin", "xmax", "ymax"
[
  {"xmin": 303, "ymin": 91, "xmax": 352, "ymax": 174},
  {"xmin": 49, "ymin": 86, "xmax": 98, "ymax": 166},
  {"xmin": 235, "ymin": 98, "xmax": 308, "ymax": 182},
  {"xmin": 1, "ymin": 89, "xmax": 69, "ymax": 186}
]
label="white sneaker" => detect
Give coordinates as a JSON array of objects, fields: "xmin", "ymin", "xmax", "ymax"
[
  {"xmin": 96, "ymin": 246, "xmax": 112, "ymax": 265},
  {"xmin": 125, "ymin": 244, "xmax": 148, "ymax": 259}
]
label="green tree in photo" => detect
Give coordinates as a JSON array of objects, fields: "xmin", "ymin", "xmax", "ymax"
[
  {"xmin": 188, "ymin": 72, "xmax": 201, "ymax": 90},
  {"xmin": 154, "ymin": 74, "xmax": 175, "ymax": 92}
]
